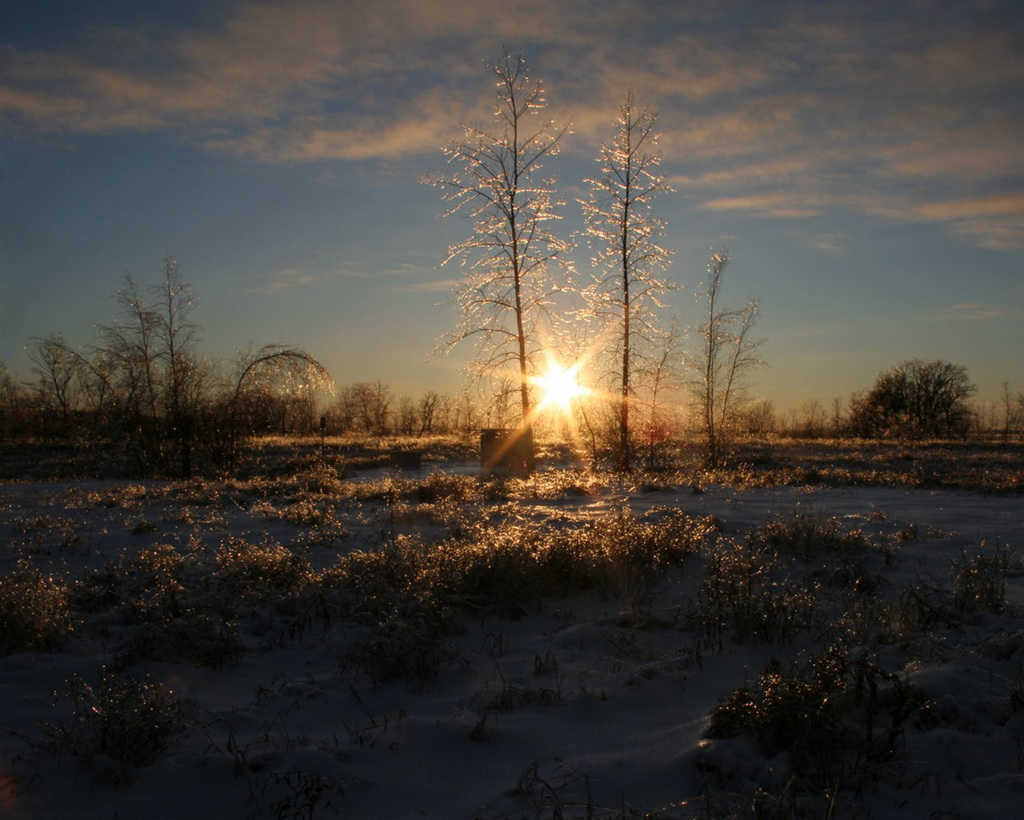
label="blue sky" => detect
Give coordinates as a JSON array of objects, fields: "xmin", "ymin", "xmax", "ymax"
[{"xmin": 2, "ymin": 0, "xmax": 1022, "ymax": 416}]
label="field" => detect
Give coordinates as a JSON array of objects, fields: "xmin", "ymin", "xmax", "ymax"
[{"xmin": 1, "ymin": 436, "xmax": 1023, "ymax": 819}]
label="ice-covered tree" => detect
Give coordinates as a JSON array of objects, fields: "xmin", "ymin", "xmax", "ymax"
[
  {"xmin": 582, "ymin": 91, "xmax": 674, "ymax": 471},
  {"xmin": 687, "ymin": 248, "xmax": 764, "ymax": 468},
  {"xmin": 426, "ymin": 52, "xmax": 571, "ymax": 471}
]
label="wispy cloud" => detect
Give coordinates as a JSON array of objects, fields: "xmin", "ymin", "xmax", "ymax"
[
  {"xmin": 258, "ymin": 268, "xmax": 324, "ymax": 293},
  {"xmin": 938, "ymin": 303, "xmax": 1008, "ymax": 321},
  {"xmin": 405, "ymin": 277, "xmax": 463, "ymax": 294},
  {"xmin": 255, "ymin": 265, "xmax": 365, "ymax": 293},
  {"xmin": 2, "ymin": 0, "xmax": 1022, "ymax": 249}
]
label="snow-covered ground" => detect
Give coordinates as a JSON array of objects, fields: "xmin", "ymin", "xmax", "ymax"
[{"xmin": 1, "ymin": 470, "xmax": 1023, "ymax": 819}]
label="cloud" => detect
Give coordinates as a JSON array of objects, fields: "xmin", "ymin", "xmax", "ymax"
[
  {"xmin": 405, "ymin": 277, "xmax": 463, "ymax": 294},
  {"xmin": 2, "ymin": 0, "xmax": 1022, "ymax": 251},
  {"xmin": 698, "ymin": 193, "xmax": 821, "ymax": 219},
  {"xmin": 258, "ymin": 268, "xmax": 324, "ymax": 292},
  {"xmin": 938, "ymin": 303, "xmax": 1007, "ymax": 321}
]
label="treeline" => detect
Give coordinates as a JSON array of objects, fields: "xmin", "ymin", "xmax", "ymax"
[
  {"xmin": 327, "ymin": 382, "xmax": 481, "ymax": 438},
  {"xmin": 0, "ymin": 259, "xmax": 333, "ymax": 477},
  {"xmin": 746, "ymin": 361, "xmax": 1023, "ymax": 443}
]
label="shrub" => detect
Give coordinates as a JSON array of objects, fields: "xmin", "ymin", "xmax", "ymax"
[
  {"xmin": 415, "ymin": 472, "xmax": 478, "ymax": 504},
  {"xmin": 214, "ymin": 538, "xmax": 315, "ymax": 607},
  {"xmin": 951, "ymin": 543, "xmax": 1010, "ymax": 614},
  {"xmin": 0, "ymin": 562, "xmax": 73, "ymax": 653},
  {"xmin": 344, "ymin": 614, "xmax": 448, "ymax": 684},
  {"xmin": 753, "ymin": 511, "xmax": 871, "ymax": 562},
  {"xmin": 112, "ymin": 544, "xmax": 192, "ymax": 622},
  {"xmin": 40, "ymin": 670, "xmax": 185, "ymax": 770},
  {"xmin": 327, "ymin": 534, "xmax": 430, "ymax": 623},
  {"xmin": 706, "ymin": 651, "xmax": 930, "ymax": 788},
  {"xmin": 118, "ymin": 608, "xmax": 244, "ymax": 668},
  {"xmin": 696, "ymin": 540, "xmax": 820, "ymax": 645}
]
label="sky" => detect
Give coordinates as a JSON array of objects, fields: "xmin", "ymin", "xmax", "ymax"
[{"xmin": 1, "ymin": 0, "xmax": 1022, "ymax": 418}]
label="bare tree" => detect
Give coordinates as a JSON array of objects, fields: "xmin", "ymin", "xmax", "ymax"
[
  {"xmin": 152, "ymin": 256, "xmax": 206, "ymax": 476},
  {"xmin": 90, "ymin": 259, "xmax": 207, "ymax": 476},
  {"xmin": 798, "ymin": 398, "xmax": 827, "ymax": 438},
  {"xmin": 225, "ymin": 345, "xmax": 333, "ymax": 464},
  {"xmin": 999, "ymin": 380, "xmax": 1023, "ymax": 443},
  {"xmin": 418, "ymin": 390, "xmax": 440, "ymax": 436},
  {"xmin": 740, "ymin": 397, "xmax": 777, "ymax": 437},
  {"xmin": 28, "ymin": 333, "xmax": 84, "ymax": 434},
  {"xmin": 687, "ymin": 248, "xmax": 764, "ymax": 468},
  {"xmin": 637, "ymin": 324, "xmax": 684, "ymax": 471},
  {"xmin": 0, "ymin": 361, "xmax": 15, "ymax": 440},
  {"xmin": 397, "ymin": 396, "xmax": 418, "ymax": 436},
  {"xmin": 426, "ymin": 52, "xmax": 571, "ymax": 471},
  {"xmin": 582, "ymin": 90, "xmax": 674, "ymax": 471}
]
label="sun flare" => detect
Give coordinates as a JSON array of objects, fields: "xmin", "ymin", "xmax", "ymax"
[{"xmin": 534, "ymin": 357, "xmax": 588, "ymax": 416}]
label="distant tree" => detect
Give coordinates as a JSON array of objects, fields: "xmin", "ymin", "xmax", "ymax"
[
  {"xmin": 739, "ymin": 397, "xmax": 777, "ymax": 437},
  {"xmin": 225, "ymin": 345, "xmax": 333, "ymax": 463},
  {"xmin": 999, "ymin": 380, "xmax": 1023, "ymax": 443},
  {"xmin": 582, "ymin": 90, "xmax": 674, "ymax": 471},
  {"xmin": 426, "ymin": 51, "xmax": 571, "ymax": 471},
  {"xmin": 28, "ymin": 333, "xmax": 84, "ymax": 434},
  {"xmin": 847, "ymin": 359, "xmax": 976, "ymax": 438},
  {"xmin": 637, "ymin": 324, "xmax": 684, "ymax": 471},
  {"xmin": 92, "ymin": 258, "xmax": 208, "ymax": 476},
  {"xmin": 397, "ymin": 396, "xmax": 418, "ymax": 436},
  {"xmin": 332, "ymin": 384, "xmax": 359, "ymax": 432},
  {"xmin": 686, "ymin": 248, "xmax": 764, "ymax": 468},
  {"xmin": 418, "ymin": 390, "xmax": 441, "ymax": 435},
  {"xmin": 0, "ymin": 361, "xmax": 21, "ymax": 440},
  {"xmin": 830, "ymin": 397, "xmax": 844, "ymax": 435},
  {"xmin": 797, "ymin": 398, "xmax": 827, "ymax": 438},
  {"xmin": 24, "ymin": 260, "xmax": 331, "ymax": 476}
]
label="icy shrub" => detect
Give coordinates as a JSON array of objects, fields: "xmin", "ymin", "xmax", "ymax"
[
  {"xmin": 326, "ymin": 534, "xmax": 430, "ymax": 624},
  {"xmin": 0, "ymin": 562, "xmax": 73, "ymax": 653},
  {"xmin": 118, "ymin": 608, "xmax": 243, "ymax": 669},
  {"xmin": 705, "ymin": 651, "xmax": 930, "ymax": 789},
  {"xmin": 344, "ymin": 614, "xmax": 447, "ymax": 684},
  {"xmin": 753, "ymin": 511, "xmax": 871, "ymax": 562},
  {"xmin": 576, "ymin": 507, "xmax": 712, "ymax": 625},
  {"xmin": 214, "ymin": 538, "xmax": 316, "ymax": 606},
  {"xmin": 292, "ymin": 462, "xmax": 343, "ymax": 495},
  {"xmin": 951, "ymin": 543, "xmax": 1010, "ymax": 614},
  {"xmin": 415, "ymin": 472, "xmax": 478, "ymax": 504},
  {"xmin": 40, "ymin": 670, "xmax": 185, "ymax": 771},
  {"xmin": 111, "ymin": 544, "xmax": 192, "ymax": 622},
  {"xmin": 696, "ymin": 540, "xmax": 820, "ymax": 644}
]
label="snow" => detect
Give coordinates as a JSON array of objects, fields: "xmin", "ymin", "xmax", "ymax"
[{"xmin": 2, "ymin": 468, "xmax": 1024, "ymax": 819}]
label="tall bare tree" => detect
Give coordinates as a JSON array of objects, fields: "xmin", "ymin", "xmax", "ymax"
[
  {"xmin": 582, "ymin": 91, "xmax": 674, "ymax": 470},
  {"xmin": 687, "ymin": 248, "xmax": 764, "ymax": 468},
  {"xmin": 426, "ymin": 52, "xmax": 571, "ymax": 471},
  {"xmin": 93, "ymin": 258, "xmax": 206, "ymax": 476},
  {"xmin": 28, "ymin": 333, "xmax": 84, "ymax": 434}
]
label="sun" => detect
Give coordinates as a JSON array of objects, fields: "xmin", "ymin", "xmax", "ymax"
[{"xmin": 534, "ymin": 356, "xmax": 588, "ymax": 416}]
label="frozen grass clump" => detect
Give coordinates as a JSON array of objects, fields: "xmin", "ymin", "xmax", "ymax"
[
  {"xmin": 213, "ymin": 538, "xmax": 316, "ymax": 607},
  {"xmin": 415, "ymin": 472, "xmax": 479, "ymax": 504},
  {"xmin": 951, "ymin": 542, "xmax": 1012, "ymax": 614},
  {"xmin": 326, "ymin": 534, "xmax": 431, "ymax": 624},
  {"xmin": 0, "ymin": 562, "xmax": 73, "ymax": 653},
  {"xmin": 38, "ymin": 669, "xmax": 185, "ymax": 776},
  {"xmin": 328, "ymin": 508, "xmax": 717, "ymax": 681},
  {"xmin": 752, "ymin": 510, "xmax": 872, "ymax": 562},
  {"xmin": 107, "ymin": 544, "xmax": 192, "ymax": 623},
  {"xmin": 118, "ymin": 608, "xmax": 243, "ymax": 669},
  {"xmin": 704, "ymin": 649, "xmax": 932, "ymax": 795},
  {"xmin": 695, "ymin": 539, "xmax": 821, "ymax": 645},
  {"xmin": 343, "ymin": 614, "xmax": 450, "ymax": 685}
]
